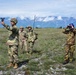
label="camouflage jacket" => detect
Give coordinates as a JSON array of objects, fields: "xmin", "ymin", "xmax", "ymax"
[
  {"xmin": 27, "ymin": 30, "xmax": 37, "ymax": 42},
  {"xmin": 3, "ymin": 24, "xmax": 19, "ymax": 45},
  {"xmin": 19, "ymin": 30, "xmax": 27, "ymax": 42},
  {"xmin": 63, "ymin": 28, "xmax": 76, "ymax": 45}
]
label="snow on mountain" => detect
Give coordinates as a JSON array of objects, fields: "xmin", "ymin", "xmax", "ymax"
[
  {"xmin": 15, "ymin": 16, "xmax": 63, "ymax": 22},
  {"xmin": 0, "ymin": 16, "xmax": 76, "ymax": 28},
  {"xmin": 57, "ymin": 16, "xmax": 62, "ymax": 20},
  {"xmin": 19, "ymin": 16, "xmax": 25, "ymax": 20},
  {"xmin": 43, "ymin": 16, "xmax": 55, "ymax": 22}
]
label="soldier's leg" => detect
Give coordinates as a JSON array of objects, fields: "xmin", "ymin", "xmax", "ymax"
[
  {"xmin": 27, "ymin": 42, "xmax": 30, "ymax": 53},
  {"xmin": 24, "ymin": 40, "xmax": 28, "ymax": 53},
  {"xmin": 11, "ymin": 45, "xmax": 18, "ymax": 69},
  {"xmin": 29, "ymin": 42, "xmax": 34, "ymax": 54},
  {"xmin": 19, "ymin": 41, "xmax": 24, "ymax": 53},
  {"xmin": 69, "ymin": 45, "xmax": 75, "ymax": 62},
  {"xmin": 7, "ymin": 45, "xmax": 14, "ymax": 67},
  {"xmin": 63, "ymin": 44, "xmax": 70, "ymax": 64}
]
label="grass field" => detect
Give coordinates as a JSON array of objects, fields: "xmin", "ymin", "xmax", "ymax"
[{"xmin": 0, "ymin": 28, "xmax": 76, "ymax": 75}]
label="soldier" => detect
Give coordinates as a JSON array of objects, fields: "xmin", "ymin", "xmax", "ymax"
[
  {"xmin": 27, "ymin": 26, "xmax": 38, "ymax": 54},
  {"xmin": 1, "ymin": 18, "xmax": 19, "ymax": 69},
  {"xmin": 63, "ymin": 23, "xmax": 76, "ymax": 64},
  {"xmin": 19, "ymin": 26, "xmax": 28, "ymax": 54}
]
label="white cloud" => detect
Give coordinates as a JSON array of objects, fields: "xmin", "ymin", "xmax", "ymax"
[{"xmin": 0, "ymin": 0, "xmax": 76, "ymax": 18}]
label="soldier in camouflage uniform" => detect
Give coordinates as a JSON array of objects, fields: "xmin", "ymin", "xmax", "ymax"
[
  {"xmin": 19, "ymin": 26, "xmax": 28, "ymax": 54},
  {"xmin": 63, "ymin": 23, "xmax": 76, "ymax": 64},
  {"xmin": 27, "ymin": 26, "xmax": 38, "ymax": 54},
  {"xmin": 1, "ymin": 18, "xmax": 19, "ymax": 69}
]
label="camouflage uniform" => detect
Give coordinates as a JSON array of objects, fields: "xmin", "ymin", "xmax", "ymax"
[
  {"xmin": 63, "ymin": 24, "xmax": 76, "ymax": 64},
  {"xmin": 19, "ymin": 26, "xmax": 28, "ymax": 53},
  {"xmin": 1, "ymin": 18, "xmax": 19, "ymax": 68},
  {"xmin": 27, "ymin": 26, "xmax": 38, "ymax": 54}
]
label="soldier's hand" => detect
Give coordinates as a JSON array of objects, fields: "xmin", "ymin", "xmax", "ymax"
[{"xmin": 32, "ymin": 40, "xmax": 35, "ymax": 43}]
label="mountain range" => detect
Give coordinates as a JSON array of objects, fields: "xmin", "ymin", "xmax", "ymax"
[{"xmin": 0, "ymin": 16, "xmax": 76, "ymax": 28}]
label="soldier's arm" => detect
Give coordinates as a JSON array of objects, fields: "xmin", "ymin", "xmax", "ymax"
[
  {"xmin": 33, "ymin": 32, "xmax": 38, "ymax": 41},
  {"xmin": 1, "ymin": 22, "xmax": 18, "ymax": 33},
  {"xmin": 23, "ymin": 31, "xmax": 28, "ymax": 39},
  {"xmin": 34, "ymin": 33, "xmax": 38, "ymax": 40},
  {"xmin": 73, "ymin": 29, "xmax": 76, "ymax": 34},
  {"xmin": 62, "ymin": 28, "xmax": 66, "ymax": 34},
  {"xmin": 62, "ymin": 28, "xmax": 70, "ymax": 34},
  {"xmin": 1, "ymin": 21, "xmax": 11, "ymax": 30}
]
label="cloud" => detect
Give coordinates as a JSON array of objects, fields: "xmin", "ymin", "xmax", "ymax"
[{"xmin": 0, "ymin": 0, "xmax": 76, "ymax": 18}]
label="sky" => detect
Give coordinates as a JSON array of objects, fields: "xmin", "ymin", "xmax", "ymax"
[{"xmin": 0, "ymin": 0, "xmax": 76, "ymax": 18}]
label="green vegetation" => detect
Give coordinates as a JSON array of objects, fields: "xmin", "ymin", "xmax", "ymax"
[{"xmin": 0, "ymin": 28, "xmax": 76, "ymax": 75}]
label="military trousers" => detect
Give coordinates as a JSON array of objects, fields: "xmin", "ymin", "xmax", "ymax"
[
  {"xmin": 19, "ymin": 40, "xmax": 28, "ymax": 53},
  {"xmin": 8, "ymin": 45, "xmax": 18, "ymax": 63},
  {"xmin": 64, "ymin": 44, "xmax": 75, "ymax": 62},
  {"xmin": 27, "ymin": 42, "xmax": 34, "ymax": 53}
]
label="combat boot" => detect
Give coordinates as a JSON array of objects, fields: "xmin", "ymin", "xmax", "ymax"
[
  {"xmin": 7, "ymin": 63, "xmax": 13, "ymax": 68},
  {"xmin": 13, "ymin": 63, "xmax": 18, "ymax": 69},
  {"xmin": 63, "ymin": 60, "xmax": 69, "ymax": 65}
]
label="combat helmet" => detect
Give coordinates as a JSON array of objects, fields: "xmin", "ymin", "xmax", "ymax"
[
  {"xmin": 20, "ymin": 26, "xmax": 24, "ymax": 29},
  {"xmin": 27, "ymin": 26, "xmax": 32, "ymax": 29},
  {"xmin": 10, "ymin": 18, "xmax": 18, "ymax": 24}
]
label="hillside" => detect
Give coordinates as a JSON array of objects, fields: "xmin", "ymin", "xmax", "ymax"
[{"xmin": 0, "ymin": 28, "xmax": 76, "ymax": 75}]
